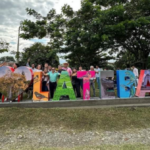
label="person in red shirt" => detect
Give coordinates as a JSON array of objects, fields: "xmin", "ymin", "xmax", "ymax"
[{"xmin": 13, "ymin": 63, "xmax": 19, "ymax": 70}]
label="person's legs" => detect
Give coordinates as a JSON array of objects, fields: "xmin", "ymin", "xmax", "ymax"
[
  {"xmin": 50, "ymin": 82, "xmax": 57, "ymax": 98},
  {"xmin": 90, "ymin": 80, "xmax": 92, "ymax": 95},
  {"xmin": 49, "ymin": 82, "xmax": 51, "ymax": 97},
  {"xmin": 90, "ymin": 80, "xmax": 95, "ymax": 97},
  {"xmin": 72, "ymin": 84, "xmax": 77, "ymax": 96},
  {"xmin": 50, "ymin": 82, "xmax": 54, "ymax": 98},
  {"xmin": 42, "ymin": 81, "xmax": 47, "ymax": 91},
  {"xmin": 47, "ymin": 83, "xmax": 50, "ymax": 91},
  {"xmin": 53, "ymin": 82, "xmax": 57, "ymax": 93},
  {"xmin": 79, "ymin": 79, "xmax": 83, "ymax": 90},
  {"xmin": 96, "ymin": 77, "xmax": 100, "ymax": 89},
  {"xmin": 76, "ymin": 84, "xmax": 81, "ymax": 97}
]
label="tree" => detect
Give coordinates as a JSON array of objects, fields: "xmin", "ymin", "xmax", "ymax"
[
  {"xmin": 19, "ymin": 43, "xmax": 59, "ymax": 67},
  {"xmin": 0, "ymin": 38, "xmax": 9, "ymax": 53},
  {"xmin": 147, "ymin": 56, "xmax": 150, "ymax": 69},
  {"xmin": 0, "ymin": 56, "xmax": 15, "ymax": 62},
  {"xmin": 114, "ymin": 51, "xmax": 137, "ymax": 69},
  {"xmin": 88, "ymin": 0, "xmax": 150, "ymax": 68},
  {"xmin": 20, "ymin": 4, "xmax": 113, "ymax": 69},
  {"xmin": 20, "ymin": 0, "xmax": 150, "ymax": 69}
]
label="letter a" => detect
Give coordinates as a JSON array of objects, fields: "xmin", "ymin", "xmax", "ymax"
[
  {"xmin": 136, "ymin": 70, "xmax": 150, "ymax": 97},
  {"xmin": 53, "ymin": 71, "xmax": 76, "ymax": 101}
]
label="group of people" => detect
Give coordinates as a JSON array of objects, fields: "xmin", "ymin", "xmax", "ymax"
[
  {"xmin": 26, "ymin": 59, "xmax": 102, "ymax": 99},
  {"xmin": 27, "ymin": 60, "xmax": 140, "ymax": 99},
  {"xmin": 0, "ymin": 59, "xmax": 140, "ymax": 100}
]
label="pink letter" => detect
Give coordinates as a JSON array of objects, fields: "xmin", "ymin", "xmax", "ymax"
[
  {"xmin": 136, "ymin": 70, "xmax": 150, "ymax": 97},
  {"xmin": 77, "ymin": 71, "xmax": 95, "ymax": 100}
]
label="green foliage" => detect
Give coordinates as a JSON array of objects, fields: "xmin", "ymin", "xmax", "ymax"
[
  {"xmin": 147, "ymin": 56, "xmax": 150, "ymax": 69},
  {"xmin": 0, "ymin": 38, "xmax": 9, "ymax": 53},
  {"xmin": 20, "ymin": 2, "xmax": 114, "ymax": 68},
  {"xmin": 20, "ymin": 0, "xmax": 150, "ymax": 69},
  {"xmin": 19, "ymin": 43, "xmax": 59, "ymax": 67},
  {"xmin": 0, "ymin": 56, "xmax": 15, "ymax": 62},
  {"xmin": 115, "ymin": 51, "xmax": 137, "ymax": 69},
  {"xmin": 53, "ymin": 71, "xmax": 76, "ymax": 101}
]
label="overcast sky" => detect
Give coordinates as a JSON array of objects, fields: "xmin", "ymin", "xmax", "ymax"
[{"xmin": 0, "ymin": 0, "xmax": 81, "ymax": 63}]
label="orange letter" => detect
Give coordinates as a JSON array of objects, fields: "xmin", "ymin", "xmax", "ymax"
[{"xmin": 33, "ymin": 72, "xmax": 49, "ymax": 101}]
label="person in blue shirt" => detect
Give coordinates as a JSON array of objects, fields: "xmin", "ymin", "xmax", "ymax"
[{"xmin": 44, "ymin": 67, "xmax": 59, "ymax": 98}]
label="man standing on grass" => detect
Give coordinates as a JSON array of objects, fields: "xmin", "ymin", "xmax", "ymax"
[{"xmin": 95, "ymin": 65, "xmax": 101, "ymax": 89}]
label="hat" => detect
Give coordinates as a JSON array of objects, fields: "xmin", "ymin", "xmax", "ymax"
[{"xmin": 63, "ymin": 63, "xmax": 69, "ymax": 66}]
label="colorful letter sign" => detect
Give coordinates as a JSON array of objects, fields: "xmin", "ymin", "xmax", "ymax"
[
  {"xmin": 33, "ymin": 71, "xmax": 49, "ymax": 101},
  {"xmin": 136, "ymin": 70, "xmax": 150, "ymax": 97},
  {"xmin": 1, "ymin": 65, "xmax": 150, "ymax": 101},
  {"xmin": 53, "ymin": 71, "xmax": 76, "ymax": 101},
  {"xmin": 117, "ymin": 70, "xmax": 136, "ymax": 98},
  {"xmin": 0, "ymin": 66, "xmax": 14, "ymax": 100},
  {"xmin": 77, "ymin": 71, "xmax": 95, "ymax": 100},
  {"xmin": 100, "ymin": 71, "xmax": 115, "ymax": 99},
  {"xmin": 0, "ymin": 66, "xmax": 33, "ymax": 101}
]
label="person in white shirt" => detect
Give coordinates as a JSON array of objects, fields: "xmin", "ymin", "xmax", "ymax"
[
  {"xmin": 95, "ymin": 65, "xmax": 101, "ymax": 89},
  {"xmin": 89, "ymin": 66, "xmax": 96, "ymax": 97},
  {"xmin": 132, "ymin": 66, "xmax": 139, "ymax": 87}
]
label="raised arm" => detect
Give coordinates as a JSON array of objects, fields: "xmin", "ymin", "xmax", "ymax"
[{"xmin": 26, "ymin": 59, "xmax": 30, "ymax": 67}]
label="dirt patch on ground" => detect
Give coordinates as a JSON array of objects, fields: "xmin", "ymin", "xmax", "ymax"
[{"xmin": 1, "ymin": 127, "xmax": 150, "ymax": 150}]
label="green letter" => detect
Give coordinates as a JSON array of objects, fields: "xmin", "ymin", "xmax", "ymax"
[{"xmin": 53, "ymin": 71, "xmax": 76, "ymax": 101}]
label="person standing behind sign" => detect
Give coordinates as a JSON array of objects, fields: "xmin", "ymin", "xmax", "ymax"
[
  {"xmin": 44, "ymin": 67, "xmax": 59, "ymax": 99},
  {"xmin": 44, "ymin": 63, "xmax": 49, "ymax": 70},
  {"xmin": 89, "ymin": 66, "xmax": 96, "ymax": 97},
  {"xmin": 95, "ymin": 65, "xmax": 101, "ymax": 89},
  {"xmin": 78, "ymin": 66, "xmax": 84, "ymax": 90},
  {"xmin": 71, "ymin": 68, "xmax": 81, "ymax": 98},
  {"xmin": 26, "ymin": 59, "xmax": 37, "ymax": 72},
  {"xmin": 13, "ymin": 63, "xmax": 19, "ymax": 70},
  {"xmin": 58, "ymin": 65, "xmax": 65, "ymax": 79},
  {"xmin": 132, "ymin": 65, "xmax": 139, "ymax": 87},
  {"xmin": 42, "ymin": 68, "xmax": 49, "ymax": 91},
  {"xmin": 62, "ymin": 63, "xmax": 72, "ymax": 77},
  {"xmin": 48, "ymin": 65, "xmax": 52, "ymax": 72}
]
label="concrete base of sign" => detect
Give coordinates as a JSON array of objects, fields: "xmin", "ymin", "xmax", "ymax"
[{"xmin": 0, "ymin": 97, "xmax": 150, "ymax": 108}]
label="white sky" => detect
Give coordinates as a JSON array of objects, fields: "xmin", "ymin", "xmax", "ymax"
[
  {"xmin": 0, "ymin": 0, "xmax": 114, "ymax": 63},
  {"xmin": 0, "ymin": 0, "xmax": 81, "ymax": 64}
]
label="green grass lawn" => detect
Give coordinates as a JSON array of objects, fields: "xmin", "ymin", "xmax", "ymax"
[
  {"xmin": 0, "ymin": 107, "xmax": 150, "ymax": 132},
  {"xmin": 1, "ymin": 107, "xmax": 150, "ymax": 150}
]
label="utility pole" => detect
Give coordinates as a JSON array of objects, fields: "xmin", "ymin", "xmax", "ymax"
[{"xmin": 17, "ymin": 26, "xmax": 21, "ymax": 63}]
